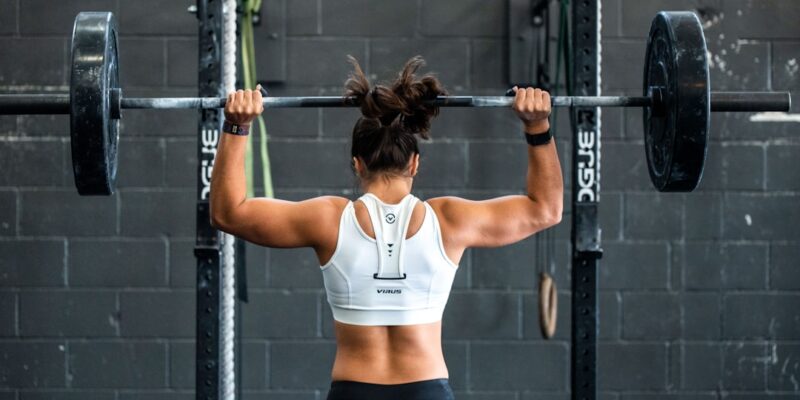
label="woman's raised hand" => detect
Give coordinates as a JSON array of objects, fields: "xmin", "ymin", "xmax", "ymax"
[
  {"xmin": 224, "ymin": 84, "xmax": 265, "ymax": 126},
  {"xmin": 511, "ymin": 86, "xmax": 551, "ymax": 134}
]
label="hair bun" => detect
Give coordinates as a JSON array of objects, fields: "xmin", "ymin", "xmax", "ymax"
[
  {"xmin": 391, "ymin": 56, "xmax": 447, "ymax": 137},
  {"xmin": 343, "ymin": 56, "xmax": 376, "ymax": 118},
  {"xmin": 344, "ymin": 55, "xmax": 446, "ymax": 139}
]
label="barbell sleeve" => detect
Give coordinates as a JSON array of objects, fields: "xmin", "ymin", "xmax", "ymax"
[
  {"xmin": 710, "ymin": 91, "xmax": 791, "ymax": 112},
  {"xmin": 0, "ymin": 94, "xmax": 70, "ymax": 114}
]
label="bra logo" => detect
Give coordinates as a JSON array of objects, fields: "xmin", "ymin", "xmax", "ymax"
[
  {"xmin": 385, "ymin": 213, "xmax": 396, "ymax": 224},
  {"xmin": 377, "ymin": 289, "xmax": 402, "ymax": 294}
]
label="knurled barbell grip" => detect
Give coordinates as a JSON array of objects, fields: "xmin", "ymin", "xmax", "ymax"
[
  {"xmin": 117, "ymin": 95, "xmax": 655, "ymax": 109},
  {"xmin": 118, "ymin": 92, "xmax": 791, "ymax": 111},
  {"xmin": 0, "ymin": 91, "xmax": 790, "ymax": 114},
  {"xmin": 0, "ymin": 94, "xmax": 652, "ymax": 113}
]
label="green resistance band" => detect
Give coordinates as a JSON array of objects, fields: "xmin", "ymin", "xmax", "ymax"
[{"xmin": 241, "ymin": 0, "xmax": 274, "ymax": 199}]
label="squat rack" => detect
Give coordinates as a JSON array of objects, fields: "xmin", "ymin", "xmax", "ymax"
[
  {"xmin": 570, "ymin": 1, "xmax": 602, "ymax": 399},
  {"xmin": 190, "ymin": 1, "xmax": 600, "ymax": 399},
  {"xmin": 193, "ymin": 1, "xmax": 233, "ymax": 399}
]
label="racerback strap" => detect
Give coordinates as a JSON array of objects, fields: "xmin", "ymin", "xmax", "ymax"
[{"xmin": 358, "ymin": 193, "xmax": 418, "ymax": 280}]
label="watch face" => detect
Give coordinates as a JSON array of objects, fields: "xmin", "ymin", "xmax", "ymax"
[{"xmin": 221, "ymin": 120, "xmax": 249, "ymax": 136}]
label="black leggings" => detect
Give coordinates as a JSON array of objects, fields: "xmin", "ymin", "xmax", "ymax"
[{"xmin": 326, "ymin": 378, "xmax": 454, "ymax": 400}]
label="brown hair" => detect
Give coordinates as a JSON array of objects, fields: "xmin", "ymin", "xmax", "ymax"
[{"xmin": 344, "ymin": 55, "xmax": 446, "ymax": 181}]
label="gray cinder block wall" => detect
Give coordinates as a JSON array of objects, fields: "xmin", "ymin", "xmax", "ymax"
[{"xmin": 1, "ymin": 0, "xmax": 799, "ymax": 399}]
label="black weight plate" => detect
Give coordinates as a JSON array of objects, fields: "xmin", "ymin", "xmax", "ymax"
[
  {"xmin": 643, "ymin": 12, "xmax": 709, "ymax": 192},
  {"xmin": 70, "ymin": 12, "xmax": 120, "ymax": 195}
]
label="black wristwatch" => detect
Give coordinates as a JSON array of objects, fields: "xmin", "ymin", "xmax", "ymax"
[
  {"xmin": 223, "ymin": 120, "xmax": 250, "ymax": 136},
  {"xmin": 524, "ymin": 129, "xmax": 552, "ymax": 146}
]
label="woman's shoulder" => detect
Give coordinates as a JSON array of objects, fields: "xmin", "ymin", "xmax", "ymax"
[
  {"xmin": 423, "ymin": 195, "xmax": 460, "ymax": 210},
  {"xmin": 311, "ymin": 195, "xmax": 351, "ymax": 214},
  {"xmin": 307, "ymin": 195, "xmax": 352, "ymax": 238},
  {"xmin": 316, "ymin": 195, "xmax": 351, "ymax": 205}
]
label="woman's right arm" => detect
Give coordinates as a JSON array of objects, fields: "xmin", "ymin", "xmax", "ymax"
[
  {"xmin": 428, "ymin": 87, "xmax": 563, "ymax": 249},
  {"xmin": 209, "ymin": 87, "xmax": 343, "ymax": 249}
]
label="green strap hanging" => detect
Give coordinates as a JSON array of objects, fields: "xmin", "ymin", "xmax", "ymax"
[{"xmin": 241, "ymin": 0, "xmax": 274, "ymax": 199}]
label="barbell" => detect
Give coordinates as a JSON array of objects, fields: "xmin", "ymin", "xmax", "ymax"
[{"xmin": 0, "ymin": 11, "xmax": 791, "ymax": 195}]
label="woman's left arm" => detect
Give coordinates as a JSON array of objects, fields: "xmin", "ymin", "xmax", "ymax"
[{"xmin": 209, "ymin": 87, "xmax": 340, "ymax": 248}]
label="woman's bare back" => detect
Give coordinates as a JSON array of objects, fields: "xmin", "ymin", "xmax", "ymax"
[{"xmin": 318, "ymin": 197, "xmax": 460, "ymax": 383}]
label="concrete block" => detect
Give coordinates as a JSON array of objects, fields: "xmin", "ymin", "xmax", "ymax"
[
  {"xmin": 767, "ymin": 143, "xmax": 800, "ymax": 191},
  {"xmin": 622, "ymin": 292, "xmax": 680, "ymax": 339},
  {"xmin": 20, "ymin": 190, "xmax": 116, "ymax": 236},
  {"xmin": 69, "ymin": 342, "xmax": 166, "ymax": 388},
  {"xmin": 163, "ymin": 139, "xmax": 194, "ymax": 188},
  {"xmin": 321, "ymin": 0, "xmax": 416, "ymax": 36},
  {"xmin": 120, "ymin": 190, "xmax": 195, "ymax": 237},
  {"xmin": 166, "ymin": 40, "xmax": 197, "ymax": 88},
  {"xmin": 119, "ymin": 39, "xmax": 165, "ymax": 88},
  {"xmin": 0, "ymin": 0, "xmax": 16, "ymax": 35},
  {"xmin": 723, "ymin": 193, "xmax": 800, "ymax": 240},
  {"xmin": 242, "ymin": 291, "xmax": 318, "ymax": 338},
  {"xmin": 421, "ymin": 0, "xmax": 506, "ymax": 37},
  {"xmin": 370, "ymin": 39, "xmax": 469, "ymax": 89},
  {"xmin": 119, "ymin": 291, "xmax": 194, "ymax": 337},
  {"xmin": 19, "ymin": 291, "xmax": 117, "ymax": 337},
  {"xmin": 723, "ymin": 293, "xmax": 800, "ymax": 339},
  {"xmin": 600, "ymin": 242, "xmax": 669, "ymax": 289},
  {"xmin": 0, "ymin": 38, "xmax": 66, "ymax": 86},
  {"xmin": 0, "ymin": 342, "xmax": 65, "ymax": 388},
  {"xmin": 269, "ymin": 341, "xmax": 335, "ymax": 389},
  {"xmin": 722, "ymin": 342, "xmax": 767, "ymax": 390},
  {"xmin": 721, "ymin": 0, "xmax": 800, "ymax": 39},
  {"xmin": 767, "ymin": 343, "xmax": 800, "ymax": 391},
  {"xmin": 682, "ymin": 292, "xmax": 721, "ymax": 340},
  {"xmin": 770, "ymin": 243, "xmax": 800, "ymax": 290},
  {"xmin": 69, "ymin": 240, "xmax": 167, "ymax": 287},
  {"xmin": 681, "ymin": 343, "xmax": 722, "ymax": 390},
  {"xmin": 268, "ymin": 247, "xmax": 323, "ymax": 289},
  {"xmin": 0, "ymin": 293, "xmax": 16, "ymax": 336},
  {"xmin": 624, "ymin": 192, "xmax": 683, "ymax": 240},
  {"xmin": 119, "ymin": 1, "xmax": 195, "ymax": 35},
  {"xmin": 685, "ymin": 193, "xmax": 721, "ymax": 240},
  {"xmin": 442, "ymin": 291, "xmax": 519, "ymax": 339},
  {"xmin": 470, "ymin": 343, "xmax": 567, "ymax": 390},
  {"xmin": 117, "ymin": 139, "xmax": 166, "ymax": 188},
  {"xmin": 286, "ymin": 39, "xmax": 366, "ymax": 86},
  {"xmin": 287, "ymin": 0, "xmax": 318, "ymax": 35},
  {"xmin": 0, "ymin": 240, "xmax": 65, "ymax": 287},
  {"xmin": 0, "ymin": 141, "xmax": 65, "ymax": 187},
  {"xmin": 598, "ymin": 343, "xmax": 667, "ymax": 390}
]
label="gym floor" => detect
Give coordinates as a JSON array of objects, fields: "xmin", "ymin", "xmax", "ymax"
[{"xmin": 0, "ymin": 0, "xmax": 799, "ymax": 399}]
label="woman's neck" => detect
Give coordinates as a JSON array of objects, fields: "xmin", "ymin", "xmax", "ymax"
[{"xmin": 361, "ymin": 177, "xmax": 413, "ymax": 203}]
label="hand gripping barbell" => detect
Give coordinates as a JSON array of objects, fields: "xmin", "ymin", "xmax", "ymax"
[{"xmin": 0, "ymin": 12, "xmax": 791, "ymax": 195}]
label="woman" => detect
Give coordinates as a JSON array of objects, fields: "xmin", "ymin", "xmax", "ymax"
[{"xmin": 210, "ymin": 56, "xmax": 563, "ymax": 400}]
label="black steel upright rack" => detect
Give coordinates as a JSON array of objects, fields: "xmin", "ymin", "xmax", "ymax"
[
  {"xmin": 194, "ymin": 1, "xmax": 225, "ymax": 399},
  {"xmin": 570, "ymin": 1, "xmax": 602, "ymax": 400}
]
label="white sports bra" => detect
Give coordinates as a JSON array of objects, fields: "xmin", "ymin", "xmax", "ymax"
[{"xmin": 320, "ymin": 193, "xmax": 458, "ymax": 326}]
